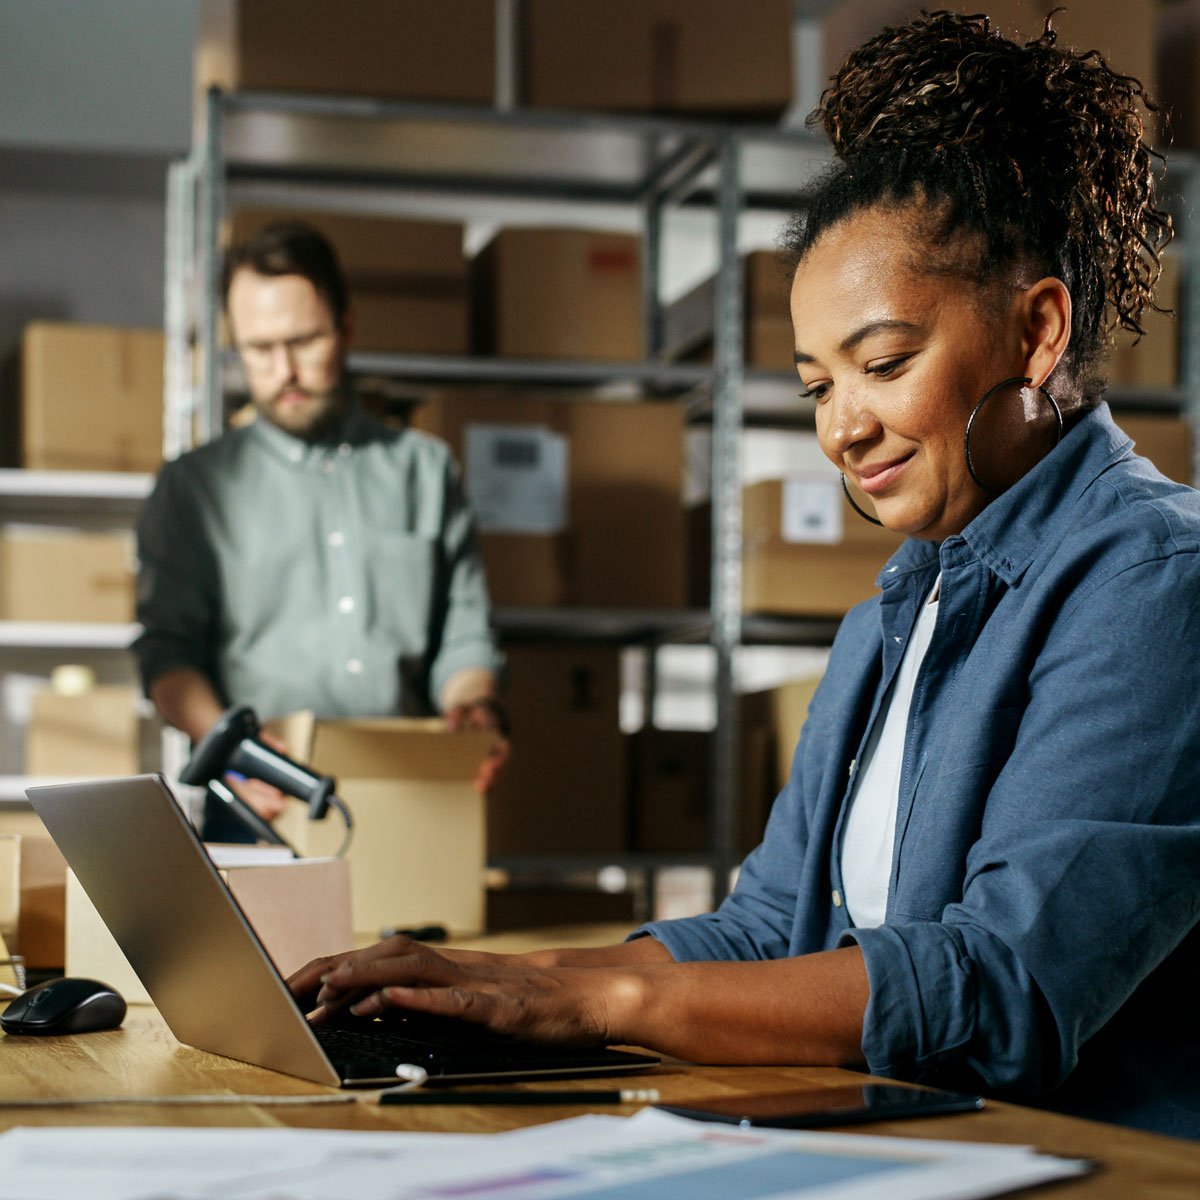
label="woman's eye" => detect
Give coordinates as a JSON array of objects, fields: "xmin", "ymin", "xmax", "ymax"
[
  {"xmin": 798, "ymin": 381, "xmax": 830, "ymax": 401},
  {"xmin": 865, "ymin": 355, "xmax": 911, "ymax": 379}
]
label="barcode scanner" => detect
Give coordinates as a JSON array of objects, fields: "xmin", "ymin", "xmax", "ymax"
[{"xmin": 181, "ymin": 705, "xmax": 352, "ymax": 852}]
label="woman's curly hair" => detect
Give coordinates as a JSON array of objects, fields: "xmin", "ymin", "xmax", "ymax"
[{"xmin": 781, "ymin": 9, "xmax": 1172, "ymax": 399}]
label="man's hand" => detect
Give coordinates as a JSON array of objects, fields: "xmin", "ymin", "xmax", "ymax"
[
  {"xmin": 223, "ymin": 728, "xmax": 292, "ymax": 822},
  {"xmin": 444, "ymin": 697, "xmax": 511, "ymax": 793}
]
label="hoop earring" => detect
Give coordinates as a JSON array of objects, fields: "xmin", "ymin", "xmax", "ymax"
[
  {"xmin": 963, "ymin": 375, "xmax": 1063, "ymax": 496},
  {"xmin": 841, "ymin": 473, "xmax": 883, "ymax": 526}
]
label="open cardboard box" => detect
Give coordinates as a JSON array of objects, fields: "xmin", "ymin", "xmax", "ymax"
[{"xmin": 269, "ymin": 714, "xmax": 496, "ymax": 940}]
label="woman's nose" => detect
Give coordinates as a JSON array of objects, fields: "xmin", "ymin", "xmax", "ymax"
[{"xmin": 821, "ymin": 387, "xmax": 880, "ymax": 457}]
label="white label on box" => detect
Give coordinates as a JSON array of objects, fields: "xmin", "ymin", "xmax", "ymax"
[
  {"xmin": 781, "ymin": 476, "xmax": 843, "ymax": 544},
  {"xmin": 465, "ymin": 424, "xmax": 568, "ymax": 534}
]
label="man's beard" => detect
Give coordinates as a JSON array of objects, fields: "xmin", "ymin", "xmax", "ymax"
[{"xmin": 255, "ymin": 384, "xmax": 347, "ymax": 442}]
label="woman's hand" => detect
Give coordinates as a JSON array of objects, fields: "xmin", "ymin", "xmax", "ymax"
[{"xmin": 287, "ymin": 935, "xmax": 617, "ymax": 1045}]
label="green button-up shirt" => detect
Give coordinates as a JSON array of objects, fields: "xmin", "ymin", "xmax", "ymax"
[{"xmin": 134, "ymin": 407, "xmax": 501, "ymax": 720}]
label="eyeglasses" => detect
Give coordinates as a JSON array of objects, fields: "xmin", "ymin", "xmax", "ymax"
[{"xmin": 236, "ymin": 329, "xmax": 338, "ymax": 373}]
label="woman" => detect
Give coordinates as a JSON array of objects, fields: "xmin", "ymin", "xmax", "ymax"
[{"xmin": 291, "ymin": 13, "xmax": 1200, "ymax": 1137}]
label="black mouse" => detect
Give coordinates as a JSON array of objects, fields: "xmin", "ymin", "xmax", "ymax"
[{"xmin": 0, "ymin": 977, "xmax": 127, "ymax": 1035}]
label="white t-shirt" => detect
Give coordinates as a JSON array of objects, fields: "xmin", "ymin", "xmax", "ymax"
[{"xmin": 840, "ymin": 578, "xmax": 941, "ymax": 929}]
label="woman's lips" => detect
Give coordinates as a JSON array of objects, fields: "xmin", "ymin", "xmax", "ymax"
[{"xmin": 853, "ymin": 453, "xmax": 913, "ymax": 495}]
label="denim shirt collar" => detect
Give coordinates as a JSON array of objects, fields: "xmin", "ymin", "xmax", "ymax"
[{"xmin": 876, "ymin": 402, "xmax": 1134, "ymax": 592}]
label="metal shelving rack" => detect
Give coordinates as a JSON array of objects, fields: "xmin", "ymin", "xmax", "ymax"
[
  {"xmin": 166, "ymin": 88, "xmax": 832, "ymax": 907},
  {"xmin": 0, "ymin": 469, "xmax": 155, "ymax": 805}
]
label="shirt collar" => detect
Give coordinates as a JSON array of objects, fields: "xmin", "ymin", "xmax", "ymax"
[
  {"xmin": 876, "ymin": 403, "xmax": 1134, "ymax": 590},
  {"xmin": 244, "ymin": 387, "xmax": 389, "ymax": 468}
]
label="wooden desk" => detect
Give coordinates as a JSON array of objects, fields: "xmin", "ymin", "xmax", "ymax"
[
  {"xmin": 3, "ymin": 1006, "xmax": 1200, "ymax": 1196},
  {"xmin": 3, "ymin": 925, "xmax": 1200, "ymax": 1195}
]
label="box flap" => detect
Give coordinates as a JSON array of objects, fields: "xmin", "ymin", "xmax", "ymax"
[{"xmin": 303, "ymin": 717, "xmax": 495, "ymax": 782}]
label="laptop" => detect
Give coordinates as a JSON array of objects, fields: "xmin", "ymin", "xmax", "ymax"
[{"xmin": 27, "ymin": 775, "xmax": 659, "ymax": 1087}]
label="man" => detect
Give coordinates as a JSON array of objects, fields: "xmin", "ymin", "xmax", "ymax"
[{"xmin": 135, "ymin": 221, "xmax": 505, "ymax": 835}]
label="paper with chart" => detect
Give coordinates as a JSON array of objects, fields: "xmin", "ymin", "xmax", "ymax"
[{"xmin": 0, "ymin": 1107, "xmax": 1091, "ymax": 1200}]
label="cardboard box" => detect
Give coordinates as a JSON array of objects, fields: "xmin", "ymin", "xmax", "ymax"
[
  {"xmin": 473, "ymin": 229, "xmax": 642, "ymax": 362},
  {"xmin": 487, "ymin": 644, "xmax": 627, "ymax": 857},
  {"xmin": 523, "ymin": 0, "xmax": 793, "ymax": 116},
  {"xmin": 0, "ymin": 835, "xmax": 19, "ymax": 946},
  {"xmin": 1107, "ymin": 252, "xmax": 1180, "ymax": 390},
  {"xmin": 1114, "ymin": 413, "xmax": 1193, "ymax": 486},
  {"xmin": 0, "ymin": 528, "xmax": 136, "ymax": 623},
  {"xmin": 66, "ymin": 854, "xmax": 352, "ymax": 1004},
  {"xmin": 21, "ymin": 322, "xmax": 163, "ymax": 473},
  {"xmin": 822, "ymin": 0, "xmax": 1157, "ymax": 119},
  {"xmin": 664, "ymin": 250, "xmax": 795, "ymax": 370},
  {"xmin": 629, "ymin": 686, "xmax": 796, "ymax": 857},
  {"xmin": 198, "ymin": 0, "xmax": 495, "ymax": 103},
  {"xmin": 690, "ymin": 474, "xmax": 905, "ymax": 616},
  {"xmin": 229, "ymin": 209, "xmax": 470, "ymax": 355},
  {"xmin": 1158, "ymin": 0, "xmax": 1200, "ymax": 147},
  {"xmin": 25, "ymin": 686, "xmax": 141, "ymax": 777},
  {"xmin": 270, "ymin": 715, "xmax": 495, "ymax": 938},
  {"xmin": 413, "ymin": 391, "xmax": 686, "ymax": 608},
  {"xmin": 12, "ymin": 835, "xmax": 67, "ymax": 969}
]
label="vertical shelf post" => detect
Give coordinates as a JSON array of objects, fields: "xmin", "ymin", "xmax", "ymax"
[
  {"xmin": 163, "ymin": 156, "xmax": 198, "ymax": 462},
  {"xmin": 709, "ymin": 129, "xmax": 745, "ymax": 907},
  {"xmin": 199, "ymin": 87, "xmax": 227, "ymax": 447}
]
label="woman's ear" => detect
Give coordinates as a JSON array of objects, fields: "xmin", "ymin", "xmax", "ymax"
[{"xmin": 1021, "ymin": 277, "xmax": 1072, "ymax": 388}]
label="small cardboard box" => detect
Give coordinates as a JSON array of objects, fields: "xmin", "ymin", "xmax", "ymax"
[
  {"xmin": 472, "ymin": 229, "xmax": 642, "ymax": 362},
  {"xmin": 25, "ymin": 686, "xmax": 142, "ymax": 777},
  {"xmin": 228, "ymin": 209, "xmax": 470, "ymax": 355},
  {"xmin": 66, "ymin": 854, "xmax": 352, "ymax": 1004},
  {"xmin": 628, "ymin": 700, "xmax": 787, "ymax": 859},
  {"xmin": 523, "ymin": 0, "xmax": 793, "ymax": 116},
  {"xmin": 11, "ymin": 835, "xmax": 67, "ymax": 970},
  {"xmin": 21, "ymin": 322, "xmax": 163, "ymax": 473},
  {"xmin": 413, "ymin": 391, "xmax": 686, "ymax": 608},
  {"xmin": 664, "ymin": 250, "xmax": 795, "ymax": 370},
  {"xmin": 198, "ymin": 0, "xmax": 495, "ymax": 103},
  {"xmin": 0, "ymin": 528, "xmax": 136, "ymax": 623},
  {"xmin": 1158, "ymin": 0, "xmax": 1200, "ymax": 148},
  {"xmin": 690, "ymin": 474, "xmax": 904, "ymax": 617},
  {"xmin": 270, "ymin": 715, "xmax": 495, "ymax": 939},
  {"xmin": 0, "ymin": 834, "xmax": 20, "ymax": 946},
  {"xmin": 488, "ymin": 644, "xmax": 627, "ymax": 857}
]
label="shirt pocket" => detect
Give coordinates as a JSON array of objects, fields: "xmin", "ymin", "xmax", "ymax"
[
  {"xmin": 892, "ymin": 704, "xmax": 1025, "ymax": 920},
  {"xmin": 363, "ymin": 529, "xmax": 437, "ymax": 640}
]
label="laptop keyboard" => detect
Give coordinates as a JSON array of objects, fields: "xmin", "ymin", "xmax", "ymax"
[{"xmin": 313, "ymin": 1013, "xmax": 655, "ymax": 1081}]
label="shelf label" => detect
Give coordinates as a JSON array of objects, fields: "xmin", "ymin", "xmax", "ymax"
[
  {"xmin": 781, "ymin": 476, "xmax": 842, "ymax": 544},
  {"xmin": 464, "ymin": 423, "xmax": 568, "ymax": 534}
]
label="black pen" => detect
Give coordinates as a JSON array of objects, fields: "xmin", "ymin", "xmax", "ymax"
[{"xmin": 379, "ymin": 1088, "xmax": 661, "ymax": 1106}]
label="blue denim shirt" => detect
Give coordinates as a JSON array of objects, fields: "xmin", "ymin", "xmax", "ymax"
[{"xmin": 638, "ymin": 405, "xmax": 1200, "ymax": 1137}]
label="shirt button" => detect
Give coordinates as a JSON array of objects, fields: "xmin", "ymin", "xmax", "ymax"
[
  {"xmin": 338, "ymin": 442, "xmax": 352, "ymax": 456},
  {"xmin": 832, "ymin": 889, "xmax": 843, "ymax": 908},
  {"xmin": 327, "ymin": 531, "xmax": 345, "ymax": 548},
  {"xmin": 337, "ymin": 595, "xmax": 355, "ymax": 614},
  {"xmin": 288, "ymin": 447, "xmax": 302, "ymax": 463},
  {"xmin": 346, "ymin": 658, "xmax": 363, "ymax": 675}
]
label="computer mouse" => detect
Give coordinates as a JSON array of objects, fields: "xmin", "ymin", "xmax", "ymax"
[{"xmin": 0, "ymin": 977, "xmax": 127, "ymax": 1035}]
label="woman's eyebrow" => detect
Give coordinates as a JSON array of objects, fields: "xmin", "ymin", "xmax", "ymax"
[{"xmin": 793, "ymin": 317, "xmax": 923, "ymax": 366}]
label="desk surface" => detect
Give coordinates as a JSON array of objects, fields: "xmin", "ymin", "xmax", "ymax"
[{"xmin": 2, "ymin": 928, "xmax": 1199, "ymax": 1197}]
